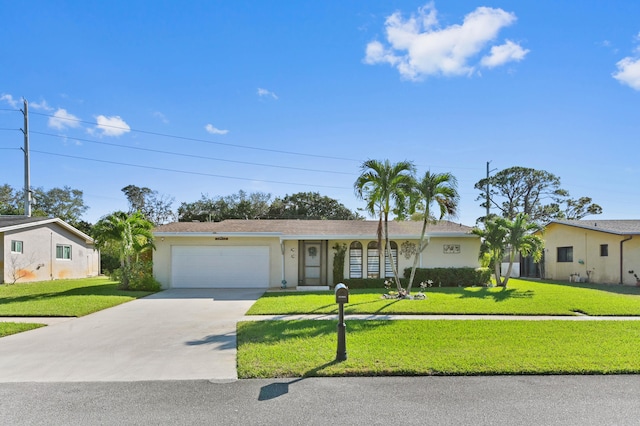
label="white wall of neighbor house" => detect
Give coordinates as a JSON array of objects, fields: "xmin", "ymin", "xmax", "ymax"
[
  {"xmin": 2, "ymin": 223, "xmax": 99, "ymax": 284},
  {"xmin": 543, "ymin": 224, "xmax": 640, "ymax": 285}
]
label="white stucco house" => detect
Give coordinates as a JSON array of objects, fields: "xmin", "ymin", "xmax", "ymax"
[
  {"xmin": 152, "ymin": 219, "xmax": 481, "ymax": 289},
  {"xmin": 0, "ymin": 216, "xmax": 100, "ymax": 284}
]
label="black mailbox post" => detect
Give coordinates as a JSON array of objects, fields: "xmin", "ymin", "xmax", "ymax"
[{"xmin": 334, "ymin": 283, "xmax": 349, "ymax": 361}]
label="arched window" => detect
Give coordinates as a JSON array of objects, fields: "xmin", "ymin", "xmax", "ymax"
[
  {"xmin": 367, "ymin": 241, "xmax": 380, "ymax": 278},
  {"xmin": 349, "ymin": 241, "xmax": 363, "ymax": 279},
  {"xmin": 385, "ymin": 241, "xmax": 398, "ymax": 277}
]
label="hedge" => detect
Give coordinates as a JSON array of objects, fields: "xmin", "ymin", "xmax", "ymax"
[
  {"xmin": 338, "ymin": 267, "xmax": 491, "ymax": 289},
  {"xmin": 403, "ymin": 267, "xmax": 491, "ymax": 287}
]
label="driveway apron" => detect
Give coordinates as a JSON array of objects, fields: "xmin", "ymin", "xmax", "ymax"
[{"xmin": 0, "ymin": 288, "xmax": 264, "ymax": 383}]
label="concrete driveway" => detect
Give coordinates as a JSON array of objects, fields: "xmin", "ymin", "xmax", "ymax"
[{"xmin": 0, "ymin": 288, "xmax": 264, "ymax": 383}]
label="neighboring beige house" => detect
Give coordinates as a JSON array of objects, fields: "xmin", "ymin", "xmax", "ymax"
[
  {"xmin": 541, "ymin": 220, "xmax": 640, "ymax": 285},
  {"xmin": 0, "ymin": 216, "xmax": 100, "ymax": 284},
  {"xmin": 153, "ymin": 219, "xmax": 481, "ymax": 289}
]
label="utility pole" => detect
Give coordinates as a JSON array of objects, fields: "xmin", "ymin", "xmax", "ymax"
[
  {"xmin": 485, "ymin": 161, "xmax": 496, "ymax": 223},
  {"xmin": 20, "ymin": 99, "xmax": 31, "ymax": 217}
]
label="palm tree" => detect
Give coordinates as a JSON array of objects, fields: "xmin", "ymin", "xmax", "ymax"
[
  {"xmin": 93, "ymin": 211, "xmax": 155, "ymax": 289},
  {"xmin": 406, "ymin": 171, "xmax": 459, "ymax": 292},
  {"xmin": 473, "ymin": 213, "xmax": 543, "ymax": 288},
  {"xmin": 472, "ymin": 217, "xmax": 508, "ymax": 286},
  {"xmin": 354, "ymin": 159, "xmax": 415, "ymax": 290},
  {"xmin": 501, "ymin": 213, "xmax": 544, "ymax": 288}
]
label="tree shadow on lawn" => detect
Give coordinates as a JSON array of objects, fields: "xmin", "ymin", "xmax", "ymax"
[
  {"xmin": 0, "ymin": 284, "xmax": 149, "ymax": 308},
  {"xmin": 535, "ymin": 279, "xmax": 640, "ymax": 297},
  {"xmin": 456, "ymin": 287, "xmax": 535, "ymax": 302},
  {"xmin": 238, "ymin": 319, "xmax": 389, "ymax": 347}
]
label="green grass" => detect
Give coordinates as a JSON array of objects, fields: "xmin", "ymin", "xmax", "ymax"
[
  {"xmin": 237, "ymin": 319, "xmax": 640, "ymax": 378},
  {"xmin": 0, "ymin": 322, "xmax": 45, "ymax": 337},
  {"xmin": 0, "ymin": 276, "xmax": 156, "ymax": 317},
  {"xmin": 246, "ymin": 279, "xmax": 640, "ymax": 316}
]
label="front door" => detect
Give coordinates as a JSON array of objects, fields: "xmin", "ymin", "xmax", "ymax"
[{"xmin": 303, "ymin": 241, "xmax": 322, "ymax": 286}]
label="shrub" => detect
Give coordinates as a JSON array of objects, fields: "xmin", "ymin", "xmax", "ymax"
[
  {"xmin": 342, "ymin": 278, "xmax": 409, "ymax": 289},
  {"xmin": 403, "ymin": 267, "xmax": 491, "ymax": 287},
  {"xmin": 110, "ymin": 261, "xmax": 161, "ymax": 292},
  {"xmin": 332, "ymin": 243, "xmax": 347, "ymax": 285}
]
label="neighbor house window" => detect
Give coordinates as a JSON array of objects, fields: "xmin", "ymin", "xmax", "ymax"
[
  {"xmin": 600, "ymin": 244, "xmax": 608, "ymax": 257},
  {"xmin": 11, "ymin": 240, "xmax": 23, "ymax": 254},
  {"xmin": 56, "ymin": 244, "xmax": 72, "ymax": 260},
  {"xmin": 557, "ymin": 246, "xmax": 573, "ymax": 262},
  {"xmin": 349, "ymin": 241, "xmax": 362, "ymax": 279},
  {"xmin": 384, "ymin": 241, "xmax": 398, "ymax": 277},
  {"xmin": 367, "ymin": 241, "xmax": 380, "ymax": 278}
]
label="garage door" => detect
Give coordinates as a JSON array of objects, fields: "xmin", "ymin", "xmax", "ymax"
[{"xmin": 171, "ymin": 246, "xmax": 270, "ymax": 288}]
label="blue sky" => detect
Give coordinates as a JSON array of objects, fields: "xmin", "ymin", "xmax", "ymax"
[{"xmin": 1, "ymin": 1, "xmax": 639, "ymax": 225}]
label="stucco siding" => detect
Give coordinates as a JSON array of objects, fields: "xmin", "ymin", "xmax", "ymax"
[
  {"xmin": 542, "ymin": 223, "xmax": 640, "ymax": 285},
  {"xmin": 2, "ymin": 223, "xmax": 99, "ymax": 284}
]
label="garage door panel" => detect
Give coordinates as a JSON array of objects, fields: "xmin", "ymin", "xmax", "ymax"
[{"xmin": 171, "ymin": 246, "xmax": 269, "ymax": 288}]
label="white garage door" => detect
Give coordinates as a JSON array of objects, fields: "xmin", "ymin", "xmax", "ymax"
[{"xmin": 171, "ymin": 246, "xmax": 270, "ymax": 288}]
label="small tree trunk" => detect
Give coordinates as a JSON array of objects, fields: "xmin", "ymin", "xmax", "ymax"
[{"xmin": 407, "ymin": 218, "xmax": 429, "ymax": 293}]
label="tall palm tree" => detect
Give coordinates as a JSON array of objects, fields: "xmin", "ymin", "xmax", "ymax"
[
  {"xmin": 93, "ymin": 211, "xmax": 155, "ymax": 289},
  {"xmin": 406, "ymin": 171, "xmax": 459, "ymax": 292},
  {"xmin": 354, "ymin": 159, "xmax": 415, "ymax": 290}
]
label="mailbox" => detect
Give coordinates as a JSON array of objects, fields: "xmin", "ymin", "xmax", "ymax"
[{"xmin": 335, "ymin": 283, "xmax": 349, "ymax": 304}]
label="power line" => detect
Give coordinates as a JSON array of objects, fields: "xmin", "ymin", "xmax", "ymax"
[
  {"xmin": 29, "ymin": 110, "xmax": 359, "ymax": 163},
  {"xmin": 30, "ymin": 149, "xmax": 352, "ymax": 190},
  {"xmin": 31, "ymin": 131, "xmax": 356, "ymax": 176}
]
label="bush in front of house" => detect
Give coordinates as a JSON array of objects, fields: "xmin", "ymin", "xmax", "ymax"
[
  {"xmin": 341, "ymin": 278, "xmax": 409, "ymax": 289},
  {"xmin": 110, "ymin": 261, "xmax": 161, "ymax": 292},
  {"xmin": 403, "ymin": 267, "xmax": 491, "ymax": 287}
]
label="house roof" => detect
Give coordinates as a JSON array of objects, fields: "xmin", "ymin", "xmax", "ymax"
[
  {"xmin": 154, "ymin": 219, "xmax": 476, "ymax": 239},
  {"xmin": 0, "ymin": 215, "xmax": 94, "ymax": 243},
  {"xmin": 547, "ymin": 219, "xmax": 640, "ymax": 235}
]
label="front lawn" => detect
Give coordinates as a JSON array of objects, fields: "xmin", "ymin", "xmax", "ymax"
[
  {"xmin": 0, "ymin": 322, "xmax": 45, "ymax": 338},
  {"xmin": 237, "ymin": 319, "xmax": 640, "ymax": 378},
  {"xmin": 246, "ymin": 279, "xmax": 640, "ymax": 316},
  {"xmin": 0, "ymin": 276, "xmax": 156, "ymax": 317}
]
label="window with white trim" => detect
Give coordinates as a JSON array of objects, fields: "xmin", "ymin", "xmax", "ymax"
[
  {"xmin": 367, "ymin": 241, "xmax": 380, "ymax": 278},
  {"xmin": 11, "ymin": 240, "xmax": 23, "ymax": 254},
  {"xmin": 56, "ymin": 244, "xmax": 72, "ymax": 260},
  {"xmin": 349, "ymin": 241, "xmax": 363, "ymax": 279},
  {"xmin": 384, "ymin": 241, "xmax": 398, "ymax": 277}
]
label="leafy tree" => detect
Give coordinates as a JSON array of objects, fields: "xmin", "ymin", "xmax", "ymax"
[
  {"xmin": 406, "ymin": 171, "xmax": 459, "ymax": 292},
  {"xmin": 473, "ymin": 213, "xmax": 543, "ymax": 288},
  {"xmin": 92, "ymin": 211, "xmax": 155, "ymax": 290},
  {"xmin": 474, "ymin": 166, "xmax": 602, "ymax": 224},
  {"xmin": 267, "ymin": 192, "xmax": 362, "ymax": 220},
  {"xmin": 121, "ymin": 185, "xmax": 176, "ymax": 225},
  {"xmin": 178, "ymin": 190, "xmax": 272, "ymax": 222},
  {"xmin": 354, "ymin": 159, "xmax": 415, "ymax": 291},
  {"xmin": 0, "ymin": 184, "xmax": 22, "ymax": 215}
]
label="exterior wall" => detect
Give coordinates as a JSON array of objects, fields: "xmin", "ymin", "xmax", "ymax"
[
  {"xmin": 153, "ymin": 235, "xmax": 284, "ymax": 289},
  {"xmin": 335, "ymin": 237, "xmax": 481, "ymax": 284},
  {"xmin": 542, "ymin": 224, "xmax": 640, "ymax": 285},
  {"xmin": 154, "ymin": 235, "xmax": 481, "ymax": 289},
  {"xmin": 2, "ymin": 223, "xmax": 99, "ymax": 284}
]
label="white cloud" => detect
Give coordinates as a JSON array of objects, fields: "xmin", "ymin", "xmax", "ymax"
[
  {"xmin": 205, "ymin": 124, "xmax": 229, "ymax": 135},
  {"xmin": 49, "ymin": 108, "xmax": 81, "ymax": 130},
  {"xmin": 481, "ymin": 40, "xmax": 529, "ymax": 68},
  {"xmin": 30, "ymin": 99, "xmax": 54, "ymax": 111},
  {"xmin": 153, "ymin": 111, "xmax": 169, "ymax": 124},
  {"xmin": 364, "ymin": 2, "xmax": 527, "ymax": 80},
  {"xmin": 0, "ymin": 93, "xmax": 19, "ymax": 108},
  {"xmin": 257, "ymin": 88, "xmax": 278, "ymax": 99},
  {"xmin": 92, "ymin": 115, "xmax": 131, "ymax": 137},
  {"xmin": 613, "ymin": 56, "xmax": 640, "ymax": 90}
]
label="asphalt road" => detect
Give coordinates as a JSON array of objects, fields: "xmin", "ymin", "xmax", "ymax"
[{"xmin": 1, "ymin": 375, "xmax": 638, "ymax": 425}]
